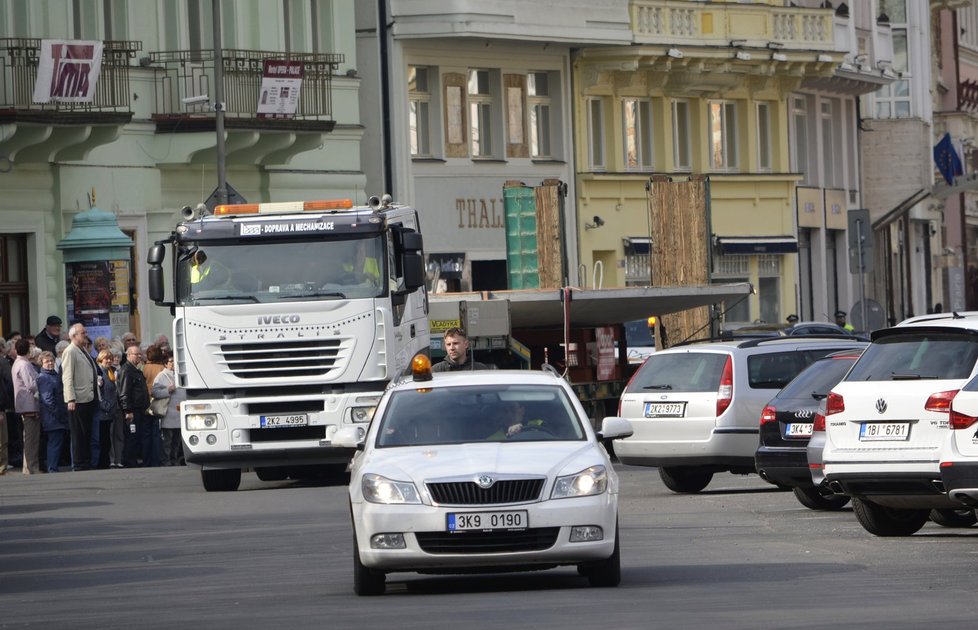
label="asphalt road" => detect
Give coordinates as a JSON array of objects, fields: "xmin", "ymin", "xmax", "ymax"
[{"xmin": 2, "ymin": 465, "xmax": 977, "ymax": 629}]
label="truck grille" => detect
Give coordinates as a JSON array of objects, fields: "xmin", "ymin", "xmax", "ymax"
[
  {"xmin": 426, "ymin": 479, "xmax": 545, "ymax": 505},
  {"xmin": 219, "ymin": 339, "xmax": 344, "ymax": 379},
  {"xmin": 415, "ymin": 528, "xmax": 559, "ymax": 554}
]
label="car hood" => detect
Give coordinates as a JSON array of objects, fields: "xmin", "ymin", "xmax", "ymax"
[{"xmin": 360, "ymin": 441, "xmax": 603, "ymax": 484}]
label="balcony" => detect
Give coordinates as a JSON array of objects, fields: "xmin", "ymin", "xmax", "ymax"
[
  {"xmin": 0, "ymin": 38, "xmax": 139, "ymax": 162},
  {"xmin": 147, "ymin": 48, "xmax": 344, "ymax": 165}
]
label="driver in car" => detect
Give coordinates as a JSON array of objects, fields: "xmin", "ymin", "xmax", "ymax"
[{"xmin": 487, "ymin": 401, "xmax": 545, "ymax": 440}]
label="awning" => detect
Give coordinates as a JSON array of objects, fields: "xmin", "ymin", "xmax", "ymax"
[
  {"xmin": 716, "ymin": 236, "xmax": 798, "ymax": 254},
  {"xmin": 623, "ymin": 236, "xmax": 651, "ymax": 254}
]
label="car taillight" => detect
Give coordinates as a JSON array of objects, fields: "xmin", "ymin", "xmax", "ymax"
[
  {"xmin": 812, "ymin": 412, "xmax": 826, "ymax": 432},
  {"xmin": 949, "ymin": 405, "xmax": 978, "ymax": 430},
  {"xmin": 760, "ymin": 404, "xmax": 777, "ymax": 425},
  {"xmin": 716, "ymin": 355, "xmax": 733, "ymax": 417},
  {"xmin": 825, "ymin": 391, "xmax": 845, "ymax": 416},
  {"xmin": 925, "ymin": 389, "xmax": 958, "ymax": 413}
]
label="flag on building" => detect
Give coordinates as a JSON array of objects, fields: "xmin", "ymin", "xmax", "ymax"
[
  {"xmin": 934, "ymin": 132, "xmax": 963, "ymax": 186},
  {"xmin": 32, "ymin": 39, "xmax": 104, "ymax": 103}
]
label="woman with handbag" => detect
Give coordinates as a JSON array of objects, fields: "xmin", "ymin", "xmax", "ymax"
[{"xmin": 151, "ymin": 355, "xmax": 185, "ymax": 466}]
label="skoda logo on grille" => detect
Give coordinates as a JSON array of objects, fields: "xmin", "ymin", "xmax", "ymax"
[
  {"xmin": 876, "ymin": 398, "xmax": 888, "ymax": 414},
  {"xmin": 476, "ymin": 474, "xmax": 495, "ymax": 489}
]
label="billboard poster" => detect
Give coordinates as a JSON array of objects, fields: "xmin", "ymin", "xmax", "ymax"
[
  {"xmin": 257, "ymin": 60, "xmax": 303, "ymax": 118},
  {"xmin": 65, "ymin": 261, "xmax": 116, "ymax": 340}
]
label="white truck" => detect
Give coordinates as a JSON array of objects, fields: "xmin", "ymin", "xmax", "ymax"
[{"xmin": 147, "ymin": 195, "xmax": 429, "ymax": 491}]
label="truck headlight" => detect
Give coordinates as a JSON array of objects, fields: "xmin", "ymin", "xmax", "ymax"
[
  {"xmin": 185, "ymin": 414, "xmax": 224, "ymax": 431},
  {"xmin": 362, "ymin": 473, "xmax": 421, "ymax": 504},
  {"xmin": 351, "ymin": 406, "xmax": 376, "ymax": 423},
  {"xmin": 552, "ymin": 465, "xmax": 608, "ymax": 499}
]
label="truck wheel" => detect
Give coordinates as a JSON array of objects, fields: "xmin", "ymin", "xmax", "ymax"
[
  {"xmin": 658, "ymin": 466, "xmax": 713, "ymax": 494},
  {"xmin": 852, "ymin": 498, "xmax": 928, "ymax": 536},
  {"xmin": 353, "ymin": 535, "xmax": 386, "ymax": 596},
  {"xmin": 255, "ymin": 467, "xmax": 288, "ymax": 482},
  {"xmin": 201, "ymin": 468, "xmax": 242, "ymax": 492},
  {"xmin": 792, "ymin": 485, "xmax": 851, "ymax": 511},
  {"xmin": 929, "ymin": 508, "xmax": 977, "ymax": 528}
]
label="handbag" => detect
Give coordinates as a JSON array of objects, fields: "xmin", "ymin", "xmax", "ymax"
[{"xmin": 148, "ymin": 396, "xmax": 170, "ymax": 417}]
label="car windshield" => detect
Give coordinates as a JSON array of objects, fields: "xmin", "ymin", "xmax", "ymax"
[
  {"xmin": 375, "ymin": 384, "xmax": 585, "ymax": 447},
  {"xmin": 746, "ymin": 349, "xmax": 853, "ymax": 390},
  {"xmin": 847, "ymin": 332, "xmax": 978, "ymax": 381},
  {"xmin": 627, "ymin": 352, "xmax": 727, "ymax": 393},
  {"xmin": 176, "ymin": 235, "xmax": 387, "ymax": 305}
]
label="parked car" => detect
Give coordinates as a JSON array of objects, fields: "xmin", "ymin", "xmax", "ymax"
[
  {"xmin": 613, "ymin": 336, "xmax": 867, "ymax": 494},
  {"xmin": 755, "ymin": 348, "xmax": 866, "ymax": 510},
  {"xmin": 333, "ymin": 356, "xmax": 633, "ymax": 595},
  {"xmin": 814, "ymin": 313, "xmax": 978, "ymax": 536},
  {"xmin": 940, "ymin": 373, "xmax": 978, "ymax": 508},
  {"xmin": 782, "ymin": 322, "xmax": 868, "ymax": 341}
]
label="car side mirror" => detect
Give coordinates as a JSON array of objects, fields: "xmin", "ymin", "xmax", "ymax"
[
  {"xmin": 597, "ymin": 416, "xmax": 633, "ymax": 440},
  {"xmin": 332, "ymin": 425, "xmax": 367, "ymax": 449}
]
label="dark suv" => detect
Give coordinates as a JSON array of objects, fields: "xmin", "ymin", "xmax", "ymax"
[{"xmin": 755, "ymin": 348, "xmax": 865, "ymax": 509}]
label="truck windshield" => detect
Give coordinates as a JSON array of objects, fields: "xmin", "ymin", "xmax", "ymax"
[{"xmin": 176, "ymin": 235, "xmax": 386, "ymax": 305}]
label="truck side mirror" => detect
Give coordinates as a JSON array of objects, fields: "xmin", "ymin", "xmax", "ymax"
[
  {"xmin": 147, "ymin": 243, "xmax": 166, "ymax": 303},
  {"xmin": 402, "ymin": 252, "xmax": 425, "ymax": 292}
]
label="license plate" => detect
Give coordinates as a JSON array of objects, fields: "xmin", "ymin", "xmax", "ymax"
[
  {"xmin": 447, "ymin": 510, "xmax": 528, "ymax": 532},
  {"xmin": 859, "ymin": 422, "xmax": 910, "ymax": 441},
  {"xmin": 644, "ymin": 402, "xmax": 686, "ymax": 418},
  {"xmin": 785, "ymin": 423, "xmax": 813, "ymax": 438},
  {"xmin": 259, "ymin": 414, "xmax": 308, "ymax": 428}
]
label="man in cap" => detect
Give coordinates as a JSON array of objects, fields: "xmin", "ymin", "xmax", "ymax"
[
  {"xmin": 35, "ymin": 316, "xmax": 62, "ymax": 353},
  {"xmin": 834, "ymin": 310, "xmax": 855, "ymax": 332},
  {"xmin": 786, "ymin": 314, "xmax": 799, "ymax": 325}
]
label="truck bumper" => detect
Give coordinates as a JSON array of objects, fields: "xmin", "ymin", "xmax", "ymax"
[{"xmin": 185, "ymin": 445, "xmax": 355, "ymax": 469}]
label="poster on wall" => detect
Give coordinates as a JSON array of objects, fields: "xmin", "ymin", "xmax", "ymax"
[
  {"xmin": 257, "ymin": 60, "xmax": 303, "ymax": 118},
  {"xmin": 32, "ymin": 39, "xmax": 104, "ymax": 103},
  {"xmin": 65, "ymin": 261, "xmax": 126, "ymax": 341}
]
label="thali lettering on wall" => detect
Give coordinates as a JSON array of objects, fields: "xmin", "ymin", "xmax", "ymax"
[{"xmin": 413, "ymin": 176, "xmax": 508, "ymax": 256}]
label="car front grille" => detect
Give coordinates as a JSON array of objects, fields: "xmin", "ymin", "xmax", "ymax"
[
  {"xmin": 415, "ymin": 528, "xmax": 559, "ymax": 554},
  {"xmin": 426, "ymin": 479, "xmax": 545, "ymax": 505}
]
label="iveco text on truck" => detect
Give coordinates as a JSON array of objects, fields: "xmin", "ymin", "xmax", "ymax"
[{"xmin": 147, "ymin": 196, "xmax": 429, "ymax": 491}]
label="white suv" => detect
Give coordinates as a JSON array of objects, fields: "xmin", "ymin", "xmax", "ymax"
[
  {"xmin": 614, "ymin": 337, "xmax": 865, "ymax": 493},
  {"xmin": 815, "ymin": 313, "xmax": 978, "ymax": 536}
]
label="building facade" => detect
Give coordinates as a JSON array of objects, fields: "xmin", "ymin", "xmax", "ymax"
[{"xmin": 0, "ymin": 0, "xmax": 363, "ymax": 340}]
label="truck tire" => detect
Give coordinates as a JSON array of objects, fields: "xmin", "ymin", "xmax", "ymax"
[
  {"xmin": 255, "ymin": 466, "xmax": 288, "ymax": 482},
  {"xmin": 852, "ymin": 498, "xmax": 928, "ymax": 536},
  {"xmin": 792, "ymin": 485, "xmax": 851, "ymax": 511},
  {"xmin": 658, "ymin": 466, "xmax": 713, "ymax": 494},
  {"xmin": 201, "ymin": 468, "xmax": 242, "ymax": 492}
]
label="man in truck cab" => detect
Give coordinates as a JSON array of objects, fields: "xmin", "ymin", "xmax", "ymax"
[{"xmin": 342, "ymin": 240, "xmax": 381, "ymax": 286}]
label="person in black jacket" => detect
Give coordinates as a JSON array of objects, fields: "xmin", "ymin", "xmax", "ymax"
[
  {"xmin": 117, "ymin": 345, "xmax": 156, "ymax": 467},
  {"xmin": 431, "ymin": 328, "xmax": 489, "ymax": 372}
]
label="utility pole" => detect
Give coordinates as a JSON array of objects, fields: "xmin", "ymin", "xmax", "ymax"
[{"xmin": 212, "ymin": 0, "xmax": 228, "ymax": 205}]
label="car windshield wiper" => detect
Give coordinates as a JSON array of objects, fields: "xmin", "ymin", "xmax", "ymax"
[
  {"xmin": 195, "ymin": 294, "xmax": 260, "ymax": 303},
  {"xmin": 279, "ymin": 291, "xmax": 347, "ymax": 300},
  {"xmin": 643, "ymin": 384, "xmax": 673, "ymax": 390},
  {"xmin": 891, "ymin": 372, "xmax": 939, "ymax": 380}
]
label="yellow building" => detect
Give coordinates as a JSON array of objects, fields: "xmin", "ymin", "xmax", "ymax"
[{"xmin": 573, "ymin": 0, "xmax": 842, "ymax": 328}]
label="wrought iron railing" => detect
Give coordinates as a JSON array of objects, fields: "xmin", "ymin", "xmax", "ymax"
[
  {"xmin": 0, "ymin": 38, "xmax": 140, "ymax": 113},
  {"xmin": 149, "ymin": 49, "xmax": 344, "ymax": 121}
]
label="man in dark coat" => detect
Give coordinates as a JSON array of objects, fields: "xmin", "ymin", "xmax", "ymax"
[{"xmin": 117, "ymin": 345, "xmax": 155, "ymax": 467}]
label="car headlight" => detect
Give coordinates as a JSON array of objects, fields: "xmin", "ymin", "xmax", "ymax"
[
  {"xmin": 362, "ymin": 473, "xmax": 422, "ymax": 504},
  {"xmin": 185, "ymin": 414, "xmax": 223, "ymax": 431},
  {"xmin": 551, "ymin": 465, "xmax": 608, "ymax": 499}
]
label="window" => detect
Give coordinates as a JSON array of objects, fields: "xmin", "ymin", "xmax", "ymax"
[
  {"xmin": 587, "ymin": 97, "xmax": 605, "ymax": 170},
  {"xmin": 875, "ymin": 1, "xmax": 910, "ymax": 118},
  {"xmin": 528, "ymin": 72, "xmax": 552, "ymax": 159},
  {"xmin": 792, "ymin": 96, "xmax": 810, "ymax": 183},
  {"xmin": 820, "ymin": 99, "xmax": 836, "ymax": 186},
  {"xmin": 623, "ymin": 98, "xmax": 653, "ymax": 170},
  {"xmin": 186, "ymin": 0, "xmax": 214, "ymax": 52},
  {"xmin": 756, "ymin": 102, "xmax": 772, "ymax": 172},
  {"xmin": 468, "ymin": 69, "xmax": 493, "ymax": 157},
  {"xmin": 408, "ymin": 66, "xmax": 432, "ymax": 157},
  {"xmin": 284, "ymin": 0, "xmax": 308, "ymax": 51},
  {"xmin": 672, "ymin": 100, "xmax": 691, "ymax": 171},
  {"xmin": 709, "ymin": 101, "xmax": 738, "ymax": 171}
]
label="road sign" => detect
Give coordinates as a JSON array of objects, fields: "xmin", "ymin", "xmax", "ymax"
[{"xmin": 203, "ymin": 182, "xmax": 247, "ymax": 213}]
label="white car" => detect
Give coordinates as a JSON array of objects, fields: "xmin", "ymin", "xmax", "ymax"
[
  {"xmin": 334, "ymin": 357, "xmax": 633, "ymax": 595},
  {"xmin": 817, "ymin": 313, "xmax": 978, "ymax": 536},
  {"xmin": 940, "ymin": 373, "xmax": 978, "ymax": 506}
]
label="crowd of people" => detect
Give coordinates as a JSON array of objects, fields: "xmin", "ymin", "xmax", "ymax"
[{"xmin": 0, "ymin": 315, "xmax": 186, "ymax": 475}]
